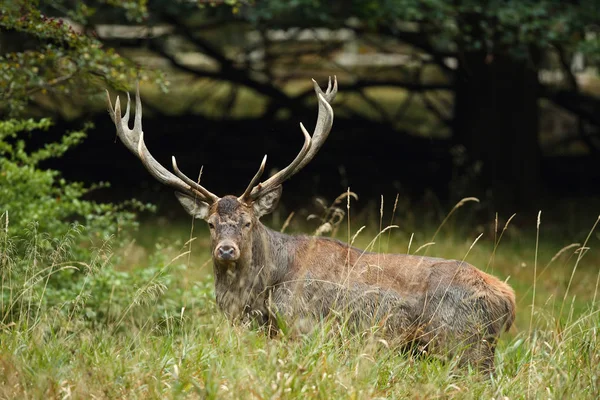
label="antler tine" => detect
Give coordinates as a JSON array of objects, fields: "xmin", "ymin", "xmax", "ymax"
[
  {"xmin": 123, "ymin": 92, "xmax": 131, "ymax": 125},
  {"xmin": 134, "ymin": 82, "xmax": 142, "ymax": 133},
  {"xmin": 315, "ymin": 75, "xmax": 337, "ymax": 103},
  {"xmin": 238, "ymin": 155, "xmax": 267, "ymax": 202},
  {"xmin": 106, "ymin": 82, "xmax": 218, "ymax": 204},
  {"xmin": 171, "ymin": 156, "xmax": 219, "ymax": 202}
]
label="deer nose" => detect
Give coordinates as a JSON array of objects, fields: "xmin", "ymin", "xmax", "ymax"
[{"xmin": 216, "ymin": 243, "xmax": 239, "ymax": 261}]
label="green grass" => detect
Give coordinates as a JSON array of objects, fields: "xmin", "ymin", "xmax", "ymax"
[{"xmin": 1, "ymin": 202, "xmax": 599, "ymax": 399}]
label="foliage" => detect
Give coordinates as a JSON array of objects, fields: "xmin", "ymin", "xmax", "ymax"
[
  {"xmin": 241, "ymin": 0, "xmax": 600, "ymax": 65},
  {"xmin": 0, "ymin": 116, "xmax": 158, "ymax": 329},
  {"xmin": 0, "ymin": 118, "xmax": 153, "ymax": 253},
  {"xmin": 0, "ymin": 0, "xmax": 164, "ymax": 115},
  {"xmin": 0, "ymin": 1, "xmax": 157, "ymax": 321}
]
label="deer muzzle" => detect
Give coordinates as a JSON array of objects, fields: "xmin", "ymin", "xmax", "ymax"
[{"xmin": 215, "ymin": 241, "xmax": 240, "ymax": 262}]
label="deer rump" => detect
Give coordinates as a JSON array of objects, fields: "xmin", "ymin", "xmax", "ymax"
[{"xmin": 106, "ymin": 77, "xmax": 515, "ymax": 373}]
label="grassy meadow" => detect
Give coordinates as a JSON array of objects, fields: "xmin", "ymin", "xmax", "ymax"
[{"xmin": 0, "ymin": 199, "xmax": 599, "ymax": 399}]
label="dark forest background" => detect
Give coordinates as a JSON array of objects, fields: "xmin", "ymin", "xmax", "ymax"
[{"xmin": 3, "ymin": 0, "xmax": 600, "ymax": 226}]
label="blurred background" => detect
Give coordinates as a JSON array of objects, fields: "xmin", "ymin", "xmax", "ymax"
[{"xmin": 2, "ymin": 0, "xmax": 600, "ymax": 231}]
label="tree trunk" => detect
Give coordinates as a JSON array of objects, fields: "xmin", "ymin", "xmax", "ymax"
[{"xmin": 453, "ymin": 52, "xmax": 541, "ymax": 214}]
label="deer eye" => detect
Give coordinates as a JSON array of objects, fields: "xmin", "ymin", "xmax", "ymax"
[
  {"xmin": 208, "ymin": 222, "xmax": 215, "ymax": 230},
  {"xmin": 244, "ymin": 222, "xmax": 251, "ymax": 228}
]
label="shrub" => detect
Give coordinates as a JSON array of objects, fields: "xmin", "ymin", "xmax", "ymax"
[
  {"xmin": 0, "ymin": 117, "xmax": 155, "ymax": 323},
  {"xmin": 0, "ymin": 118, "xmax": 152, "ymax": 252}
]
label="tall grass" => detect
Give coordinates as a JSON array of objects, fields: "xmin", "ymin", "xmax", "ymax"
[{"xmin": 0, "ymin": 201, "xmax": 599, "ymax": 399}]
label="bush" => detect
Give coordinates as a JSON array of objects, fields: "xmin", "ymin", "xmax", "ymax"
[
  {"xmin": 0, "ymin": 118, "xmax": 152, "ymax": 252},
  {"xmin": 0, "ymin": 0, "xmax": 164, "ymax": 328},
  {"xmin": 0, "ymin": 117, "xmax": 155, "ymax": 323}
]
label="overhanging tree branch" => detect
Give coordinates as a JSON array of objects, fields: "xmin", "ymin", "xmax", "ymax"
[
  {"xmin": 146, "ymin": 37, "xmax": 309, "ymax": 114},
  {"xmin": 353, "ymin": 24, "xmax": 456, "ymax": 78},
  {"xmin": 154, "ymin": 13, "xmax": 308, "ymax": 113}
]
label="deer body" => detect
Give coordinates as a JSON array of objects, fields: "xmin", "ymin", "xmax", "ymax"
[
  {"xmin": 106, "ymin": 78, "xmax": 515, "ymax": 372},
  {"xmin": 207, "ymin": 197, "xmax": 514, "ymax": 371}
]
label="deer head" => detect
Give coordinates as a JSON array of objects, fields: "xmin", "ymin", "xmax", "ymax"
[{"xmin": 106, "ymin": 78, "xmax": 337, "ymax": 266}]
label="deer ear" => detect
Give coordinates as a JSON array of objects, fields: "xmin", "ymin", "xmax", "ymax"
[
  {"xmin": 175, "ymin": 192, "xmax": 210, "ymax": 220},
  {"xmin": 253, "ymin": 185, "xmax": 282, "ymax": 218}
]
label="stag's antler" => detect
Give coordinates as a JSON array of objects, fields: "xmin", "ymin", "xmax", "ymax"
[
  {"xmin": 239, "ymin": 76, "xmax": 337, "ymax": 202},
  {"xmin": 106, "ymin": 83, "xmax": 219, "ymax": 203}
]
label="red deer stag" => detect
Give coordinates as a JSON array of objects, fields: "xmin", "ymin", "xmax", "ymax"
[{"xmin": 106, "ymin": 78, "xmax": 515, "ymax": 372}]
